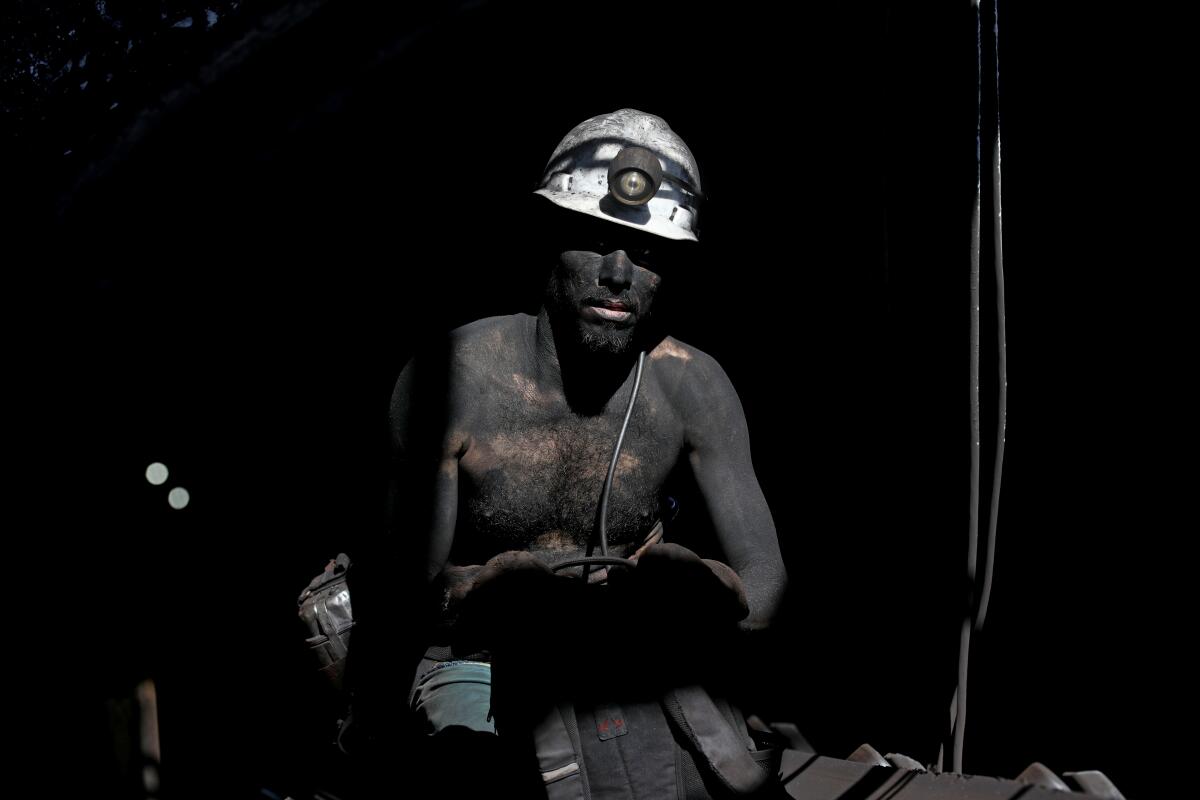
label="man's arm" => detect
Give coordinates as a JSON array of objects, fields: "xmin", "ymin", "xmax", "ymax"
[
  {"xmin": 346, "ymin": 354, "xmax": 467, "ymax": 730},
  {"xmin": 353, "ymin": 355, "xmax": 464, "ymax": 671},
  {"xmin": 386, "ymin": 356, "xmax": 467, "ymax": 597},
  {"xmin": 681, "ymin": 353, "xmax": 787, "ymax": 632}
]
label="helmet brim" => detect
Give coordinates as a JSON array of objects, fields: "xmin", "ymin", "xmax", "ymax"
[{"xmin": 532, "ymin": 189, "xmax": 699, "ymax": 243}]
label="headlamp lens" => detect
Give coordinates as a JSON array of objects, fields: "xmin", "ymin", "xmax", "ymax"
[{"xmin": 617, "ymin": 170, "xmax": 651, "ymax": 202}]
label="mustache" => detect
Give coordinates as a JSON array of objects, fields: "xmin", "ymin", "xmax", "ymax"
[{"xmin": 581, "ymin": 292, "xmax": 639, "ymax": 313}]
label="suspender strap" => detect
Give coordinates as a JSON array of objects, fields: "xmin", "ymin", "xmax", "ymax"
[
  {"xmin": 533, "ymin": 701, "xmax": 588, "ymax": 800},
  {"xmin": 661, "ymin": 685, "xmax": 770, "ymax": 796}
]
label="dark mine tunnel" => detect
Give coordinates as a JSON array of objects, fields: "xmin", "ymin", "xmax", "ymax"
[{"xmin": 5, "ymin": 2, "xmax": 1165, "ymax": 798}]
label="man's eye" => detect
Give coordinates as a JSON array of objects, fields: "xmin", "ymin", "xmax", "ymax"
[{"xmin": 629, "ymin": 248, "xmax": 659, "ymax": 267}]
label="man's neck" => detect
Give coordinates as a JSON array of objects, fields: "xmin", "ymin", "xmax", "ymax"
[
  {"xmin": 531, "ymin": 308, "xmax": 564, "ymax": 393},
  {"xmin": 531, "ymin": 307, "xmax": 644, "ymax": 415}
]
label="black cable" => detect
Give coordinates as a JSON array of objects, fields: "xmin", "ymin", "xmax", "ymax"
[
  {"xmin": 580, "ymin": 350, "xmax": 647, "ymax": 582},
  {"xmin": 952, "ymin": 0, "xmax": 985, "ymax": 774},
  {"xmin": 945, "ymin": 0, "xmax": 1005, "ymax": 774},
  {"xmin": 552, "ymin": 556, "xmax": 636, "ymax": 574},
  {"xmin": 977, "ymin": 0, "xmax": 1006, "ymax": 634}
]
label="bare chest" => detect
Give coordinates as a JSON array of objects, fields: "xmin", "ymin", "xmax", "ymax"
[{"xmin": 455, "ymin": 378, "xmax": 683, "ymax": 563}]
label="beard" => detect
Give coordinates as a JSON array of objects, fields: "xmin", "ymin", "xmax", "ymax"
[
  {"xmin": 546, "ymin": 275, "xmax": 645, "ymax": 357},
  {"xmin": 579, "ymin": 323, "xmax": 637, "ymax": 355}
]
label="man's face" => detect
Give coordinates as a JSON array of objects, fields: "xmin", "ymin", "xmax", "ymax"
[{"xmin": 545, "ymin": 212, "xmax": 687, "ymax": 355}]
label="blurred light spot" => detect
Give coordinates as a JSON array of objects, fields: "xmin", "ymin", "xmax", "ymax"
[
  {"xmin": 136, "ymin": 678, "xmax": 161, "ymax": 794},
  {"xmin": 145, "ymin": 462, "xmax": 168, "ymax": 485},
  {"xmin": 143, "ymin": 764, "xmax": 160, "ymax": 794},
  {"xmin": 168, "ymin": 487, "xmax": 190, "ymax": 509},
  {"xmin": 135, "ymin": 679, "xmax": 161, "ymax": 762}
]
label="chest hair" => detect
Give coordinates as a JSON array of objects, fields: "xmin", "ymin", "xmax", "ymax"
[{"xmin": 458, "ymin": 380, "xmax": 678, "ymax": 559}]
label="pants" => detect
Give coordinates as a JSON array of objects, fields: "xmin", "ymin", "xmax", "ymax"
[{"xmin": 408, "ymin": 655, "xmax": 496, "ymax": 736}]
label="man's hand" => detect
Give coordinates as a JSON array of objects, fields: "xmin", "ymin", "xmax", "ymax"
[
  {"xmin": 624, "ymin": 542, "xmax": 749, "ymax": 625},
  {"xmin": 437, "ymin": 562, "xmax": 486, "ymax": 615},
  {"xmin": 451, "ymin": 551, "xmax": 574, "ymax": 657}
]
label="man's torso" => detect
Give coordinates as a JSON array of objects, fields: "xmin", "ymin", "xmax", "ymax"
[{"xmin": 443, "ymin": 313, "xmax": 698, "ymax": 569}]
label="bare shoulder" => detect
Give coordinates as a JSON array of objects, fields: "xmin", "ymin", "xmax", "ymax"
[
  {"xmin": 393, "ymin": 312, "xmax": 531, "ymax": 402},
  {"xmin": 648, "ymin": 338, "xmax": 752, "ymax": 459},
  {"xmin": 648, "ymin": 336, "xmax": 741, "ymax": 418},
  {"xmin": 446, "ymin": 313, "xmax": 535, "ymax": 390},
  {"xmin": 390, "ymin": 314, "xmax": 532, "ymax": 452},
  {"xmin": 397, "ymin": 314, "xmax": 531, "ymax": 383},
  {"xmin": 447, "ymin": 313, "xmax": 532, "ymax": 357}
]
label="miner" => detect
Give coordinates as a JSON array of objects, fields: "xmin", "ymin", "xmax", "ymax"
[{"xmin": 371, "ymin": 109, "xmax": 787, "ymax": 797}]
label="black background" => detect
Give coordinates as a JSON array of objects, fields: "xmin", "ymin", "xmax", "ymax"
[{"xmin": 8, "ymin": 2, "xmax": 1167, "ymax": 798}]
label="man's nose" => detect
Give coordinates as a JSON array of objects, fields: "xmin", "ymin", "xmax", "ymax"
[{"xmin": 598, "ymin": 250, "xmax": 634, "ymax": 291}]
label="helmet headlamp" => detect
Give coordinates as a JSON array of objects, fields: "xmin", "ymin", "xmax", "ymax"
[{"xmin": 607, "ymin": 146, "xmax": 663, "ymax": 206}]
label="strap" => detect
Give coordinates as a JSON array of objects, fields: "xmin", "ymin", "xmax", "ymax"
[
  {"xmin": 661, "ymin": 685, "xmax": 770, "ymax": 796},
  {"xmin": 533, "ymin": 701, "xmax": 588, "ymax": 800}
]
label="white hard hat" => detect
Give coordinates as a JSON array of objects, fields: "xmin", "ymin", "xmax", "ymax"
[{"xmin": 533, "ymin": 108, "xmax": 703, "ymax": 243}]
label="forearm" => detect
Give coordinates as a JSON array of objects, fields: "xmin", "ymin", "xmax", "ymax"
[
  {"xmin": 704, "ymin": 499, "xmax": 787, "ymax": 632},
  {"xmin": 734, "ymin": 556, "xmax": 788, "ymax": 633}
]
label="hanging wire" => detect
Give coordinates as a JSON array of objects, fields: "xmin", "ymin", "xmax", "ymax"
[
  {"xmin": 941, "ymin": 0, "xmax": 1005, "ymax": 774},
  {"xmin": 577, "ymin": 350, "xmax": 647, "ymax": 582},
  {"xmin": 977, "ymin": 0, "xmax": 1007, "ymax": 633}
]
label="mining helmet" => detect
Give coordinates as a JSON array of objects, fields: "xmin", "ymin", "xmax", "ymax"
[{"xmin": 533, "ymin": 108, "xmax": 703, "ymax": 243}]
